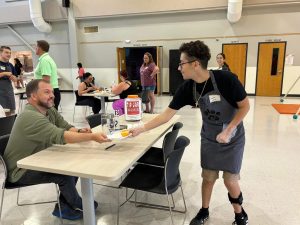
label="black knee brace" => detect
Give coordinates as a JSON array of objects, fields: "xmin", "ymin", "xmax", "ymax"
[{"xmin": 228, "ymin": 192, "xmax": 243, "ymax": 205}]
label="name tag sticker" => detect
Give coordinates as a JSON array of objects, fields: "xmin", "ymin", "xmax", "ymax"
[
  {"xmin": 0, "ymin": 66, "xmax": 5, "ymax": 70},
  {"xmin": 209, "ymin": 95, "xmax": 221, "ymax": 103}
]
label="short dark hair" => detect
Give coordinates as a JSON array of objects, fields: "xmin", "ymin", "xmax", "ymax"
[
  {"xmin": 26, "ymin": 79, "xmax": 47, "ymax": 98},
  {"xmin": 217, "ymin": 53, "xmax": 226, "ymax": 59},
  {"xmin": 0, "ymin": 46, "xmax": 11, "ymax": 52},
  {"xmin": 120, "ymin": 70, "xmax": 128, "ymax": 79},
  {"xmin": 83, "ymin": 72, "xmax": 92, "ymax": 80},
  {"xmin": 179, "ymin": 40, "xmax": 211, "ymax": 69},
  {"xmin": 37, "ymin": 40, "xmax": 50, "ymax": 52},
  {"xmin": 77, "ymin": 63, "xmax": 83, "ymax": 68}
]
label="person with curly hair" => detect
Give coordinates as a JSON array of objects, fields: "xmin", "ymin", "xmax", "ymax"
[{"xmin": 130, "ymin": 40, "xmax": 250, "ymax": 225}]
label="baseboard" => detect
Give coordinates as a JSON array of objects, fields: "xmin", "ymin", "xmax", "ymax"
[
  {"xmin": 247, "ymin": 93, "xmax": 300, "ymax": 97},
  {"xmin": 280, "ymin": 94, "xmax": 300, "ymax": 97}
]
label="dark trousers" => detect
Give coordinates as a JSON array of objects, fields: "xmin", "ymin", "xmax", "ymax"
[
  {"xmin": 54, "ymin": 88, "xmax": 61, "ymax": 110},
  {"xmin": 15, "ymin": 170, "xmax": 82, "ymax": 210},
  {"xmin": 79, "ymin": 97, "xmax": 101, "ymax": 114}
]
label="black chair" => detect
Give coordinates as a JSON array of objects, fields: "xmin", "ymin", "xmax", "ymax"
[
  {"xmin": 73, "ymin": 90, "xmax": 90, "ymax": 122},
  {"xmin": 137, "ymin": 122, "xmax": 183, "ymax": 167},
  {"xmin": 0, "ymin": 114, "xmax": 17, "ymax": 136},
  {"xmin": 86, "ymin": 114, "xmax": 102, "ymax": 128},
  {"xmin": 18, "ymin": 93, "xmax": 27, "ymax": 113},
  {"xmin": 118, "ymin": 136, "xmax": 190, "ymax": 225},
  {"xmin": 0, "ymin": 135, "xmax": 62, "ymax": 222}
]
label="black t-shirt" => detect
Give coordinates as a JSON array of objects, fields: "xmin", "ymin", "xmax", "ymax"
[
  {"xmin": 169, "ymin": 70, "xmax": 247, "ymax": 110},
  {"xmin": 14, "ymin": 63, "xmax": 22, "ymax": 76},
  {"xmin": 120, "ymin": 80, "xmax": 138, "ymax": 99},
  {"xmin": 0, "ymin": 61, "xmax": 16, "ymax": 80}
]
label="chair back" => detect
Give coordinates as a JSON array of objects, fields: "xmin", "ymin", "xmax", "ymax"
[
  {"xmin": 0, "ymin": 114, "xmax": 17, "ymax": 136},
  {"xmin": 163, "ymin": 136, "xmax": 190, "ymax": 193},
  {"xmin": 162, "ymin": 122, "xmax": 183, "ymax": 162},
  {"xmin": 74, "ymin": 90, "xmax": 80, "ymax": 103},
  {"xmin": 0, "ymin": 134, "xmax": 10, "ymax": 189},
  {"xmin": 86, "ymin": 114, "xmax": 102, "ymax": 128}
]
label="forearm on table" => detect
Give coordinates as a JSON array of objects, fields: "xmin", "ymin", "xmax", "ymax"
[{"xmin": 64, "ymin": 131, "xmax": 95, "ymax": 143}]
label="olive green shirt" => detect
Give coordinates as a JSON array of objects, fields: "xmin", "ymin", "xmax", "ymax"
[
  {"xmin": 3, "ymin": 104, "xmax": 73, "ymax": 183},
  {"xmin": 34, "ymin": 53, "xmax": 59, "ymax": 88}
]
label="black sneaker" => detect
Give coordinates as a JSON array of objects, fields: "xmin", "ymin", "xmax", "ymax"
[
  {"xmin": 190, "ymin": 208, "xmax": 209, "ymax": 225},
  {"xmin": 233, "ymin": 208, "xmax": 248, "ymax": 225}
]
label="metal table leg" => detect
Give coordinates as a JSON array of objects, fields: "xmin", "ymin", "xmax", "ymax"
[{"xmin": 81, "ymin": 178, "xmax": 96, "ymax": 225}]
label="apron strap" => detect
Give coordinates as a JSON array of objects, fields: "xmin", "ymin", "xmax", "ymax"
[
  {"xmin": 193, "ymin": 81, "xmax": 200, "ymax": 105},
  {"xmin": 209, "ymin": 70, "xmax": 221, "ymax": 94}
]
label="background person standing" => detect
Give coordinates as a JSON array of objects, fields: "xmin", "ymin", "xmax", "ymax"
[
  {"xmin": 140, "ymin": 52, "xmax": 159, "ymax": 113},
  {"xmin": 76, "ymin": 62, "xmax": 85, "ymax": 82},
  {"xmin": 34, "ymin": 40, "xmax": 61, "ymax": 110},
  {"xmin": 216, "ymin": 53, "xmax": 231, "ymax": 71},
  {"xmin": 0, "ymin": 46, "xmax": 17, "ymax": 116},
  {"xmin": 14, "ymin": 58, "xmax": 25, "ymax": 88}
]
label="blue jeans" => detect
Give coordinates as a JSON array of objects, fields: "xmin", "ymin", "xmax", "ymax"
[{"xmin": 15, "ymin": 170, "xmax": 82, "ymax": 210}]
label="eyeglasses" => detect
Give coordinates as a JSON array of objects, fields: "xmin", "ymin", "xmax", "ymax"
[{"xmin": 178, "ymin": 60, "xmax": 196, "ymax": 69}]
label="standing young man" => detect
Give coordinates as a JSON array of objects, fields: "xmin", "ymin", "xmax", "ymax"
[
  {"xmin": 34, "ymin": 40, "xmax": 61, "ymax": 110},
  {"xmin": 0, "ymin": 46, "xmax": 17, "ymax": 116},
  {"xmin": 131, "ymin": 40, "xmax": 250, "ymax": 225}
]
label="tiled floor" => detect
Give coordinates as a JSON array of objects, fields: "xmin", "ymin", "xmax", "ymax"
[{"xmin": 1, "ymin": 93, "xmax": 300, "ymax": 225}]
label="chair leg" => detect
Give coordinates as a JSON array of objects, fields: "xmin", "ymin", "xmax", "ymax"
[
  {"xmin": 55, "ymin": 184, "xmax": 64, "ymax": 224},
  {"xmin": 73, "ymin": 106, "xmax": 76, "ymax": 123},
  {"xmin": 0, "ymin": 188, "xmax": 5, "ymax": 221},
  {"xmin": 117, "ymin": 188, "xmax": 120, "ymax": 225},
  {"xmin": 16, "ymin": 188, "xmax": 20, "ymax": 206},
  {"xmin": 166, "ymin": 193, "xmax": 175, "ymax": 225},
  {"xmin": 179, "ymin": 185, "xmax": 187, "ymax": 213},
  {"xmin": 171, "ymin": 194, "xmax": 175, "ymax": 208},
  {"xmin": 17, "ymin": 187, "xmax": 57, "ymax": 206}
]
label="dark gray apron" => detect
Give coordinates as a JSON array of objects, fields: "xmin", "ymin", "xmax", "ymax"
[
  {"xmin": 0, "ymin": 63, "xmax": 15, "ymax": 110},
  {"xmin": 194, "ymin": 71, "xmax": 245, "ymax": 174}
]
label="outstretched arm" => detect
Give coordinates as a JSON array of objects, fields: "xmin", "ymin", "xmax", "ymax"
[{"xmin": 130, "ymin": 107, "xmax": 177, "ymax": 136}]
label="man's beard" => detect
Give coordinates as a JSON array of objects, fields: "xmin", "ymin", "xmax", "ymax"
[{"xmin": 37, "ymin": 99, "xmax": 54, "ymax": 109}]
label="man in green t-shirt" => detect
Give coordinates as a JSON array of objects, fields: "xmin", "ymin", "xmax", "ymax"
[
  {"xmin": 4, "ymin": 79, "xmax": 110, "ymax": 220},
  {"xmin": 34, "ymin": 40, "xmax": 61, "ymax": 110}
]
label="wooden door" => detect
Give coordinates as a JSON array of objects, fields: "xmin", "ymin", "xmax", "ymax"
[
  {"xmin": 256, "ymin": 42, "xmax": 286, "ymax": 96},
  {"xmin": 222, "ymin": 43, "xmax": 248, "ymax": 86},
  {"xmin": 156, "ymin": 46, "xmax": 163, "ymax": 95},
  {"xmin": 116, "ymin": 47, "xmax": 126, "ymax": 83}
]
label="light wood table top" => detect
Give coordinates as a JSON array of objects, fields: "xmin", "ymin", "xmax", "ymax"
[
  {"xmin": 17, "ymin": 114, "xmax": 180, "ymax": 182},
  {"xmin": 82, "ymin": 90, "xmax": 116, "ymax": 98}
]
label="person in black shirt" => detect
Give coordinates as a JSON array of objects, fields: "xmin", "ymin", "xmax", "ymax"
[
  {"xmin": 0, "ymin": 46, "xmax": 17, "ymax": 116},
  {"xmin": 77, "ymin": 72, "xmax": 102, "ymax": 114},
  {"xmin": 130, "ymin": 40, "xmax": 250, "ymax": 225},
  {"xmin": 14, "ymin": 58, "xmax": 25, "ymax": 88},
  {"xmin": 111, "ymin": 70, "xmax": 138, "ymax": 115}
]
